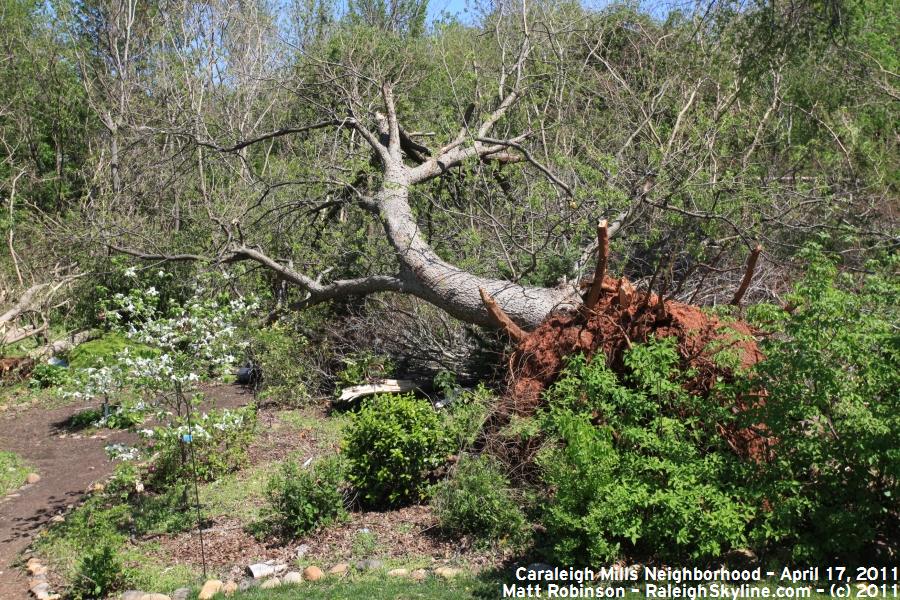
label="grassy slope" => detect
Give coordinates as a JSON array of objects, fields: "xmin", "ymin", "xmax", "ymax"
[{"xmin": 0, "ymin": 450, "xmax": 30, "ymax": 495}]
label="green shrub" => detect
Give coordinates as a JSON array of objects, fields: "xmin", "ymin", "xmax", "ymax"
[
  {"xmin": 29, "ymin": 363, "xmax": 71, "ymax": 389},
  {"xmin": 151, "ymin": 406, "xmax": 257, "ymax": 484},
  {"xmin": 249, "ymin": 325, "xmax": 323, "ymax": 405},
  {"xmin": 266, "ymin": 456, "xmax": 348, "ymax": 536},
  {"xmin": 432, "ymin": 454, "xmax": 529, "ymax": 546},
  {"xmin": 737, "ymin": 247, "xmax": 899, "ymax": 561},
  {"xmin": 71, "ymin": 543, "xmax": 123, "ymax": 599},
  {"xmin": 442, "ymin": 385, "xmax": 492, "ymax": 449},
  {"xmin": 67, "ymin": 333, "xmax": 156, "ymax": 369},
  {"xmin": 336, "ymin": 351, "xmax": 395, "ymax": 389},
  {"xmin": 538, "ymin": 339, "xmax": 755, "ymax": 564},
  {"xmin": 344, "ymin": 393, "xmax": 451, "ymax": 507}
]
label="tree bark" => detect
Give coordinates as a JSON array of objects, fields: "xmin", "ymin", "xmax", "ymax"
[{"xmin": 375, "ymin": 168, "xmax": 578, "ymax": 329}]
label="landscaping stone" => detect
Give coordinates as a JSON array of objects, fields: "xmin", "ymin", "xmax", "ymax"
[
  {"xmin": 223, "ymin": 581, "xmax": 239, "ymax": 596},
  {"xmin": 197, "ymin": 579, "xmax": 223, "ymax": 600},
  {"xmin": 246, "ymin": 563, "xmax": 276, "ymax": 579},
  {"xmin": 295, "ymin": 543, "xmax": 310, "ymax": 558},
  {"xmin": 26, "ymin": 561, "xmax": 47, "ymax": 575},
  {"xmin": 171, "ymin": 589, "xmax": 190, "ymax": 600},
  {"xmin": 121, "ymin": 591, "xmax": 146, "ymax": 600},
  {"xmin": 26, "ymin": 473, "xmax": 40, "ymax": 484},
  {"xmin": 239, "ymin": 579, "xmax": 259, "ymax": 592},
  {"xmin": 434, "ymin": 567, "xmax": 462, "ymax": 579},
  {"xmin": 140, "ymin": 594, "xmax": 171, "ymax": 600},
  {"xmin": 283, "ymin": 571, "xmax": 303, "ymax": 585},
  {"xmin": 388, "ymin": 568, "xmax": 409, "ymax": 577},
  {"xmin": 354, "ymin": 558, "xmax": 383, "ymax": 571},
  {"xmin": 260, "ymin": 577, "xmax": 281, "ymax": 589},
  {"xmin": 303, "ymin": 565, "xmax": 324, "ymax": 581},
  {"xmin": 411, "ymin": 569, "xmax": 429, "ymax": 582},
  {"xmin": 50, "ymin": 515, "xmax": 64, "ymax": 523},
  {"xmin": 329, "ymin": 563, "xmax": 349, "ymax": 575},
  {"xmin": 29, "ymin": 581, "xmax": 50, "ymax": 598}
]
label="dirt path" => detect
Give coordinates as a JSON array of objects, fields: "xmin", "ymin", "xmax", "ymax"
[
  {"xmin": 0, "ymin": 385, "xmax": 252, "ymax": 598},
  {"xmin": 0, "ymin": 399, "xmax": 134, "ymax": 597}
]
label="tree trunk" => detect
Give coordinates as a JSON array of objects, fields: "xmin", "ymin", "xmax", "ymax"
[{"xmin": 376, "ymin": 169, "xmax": 578, "ymax": 330}]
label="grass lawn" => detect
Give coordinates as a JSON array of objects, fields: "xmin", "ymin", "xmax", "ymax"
[
  {"xmin": 0, "ymin": 449, "xmax": 30, "ymax": 495},
  {"xmin": 222, "ymin": 573, "xmax": 501, "ymax": 600}
]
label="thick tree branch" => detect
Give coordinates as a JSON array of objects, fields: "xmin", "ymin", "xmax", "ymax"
[
  {"xmin": 583, "ymin": 220, "xmax": 609, "ymax": 310},
  {"xmin": 731, "ymin": 244, "xmax": 763, "ymax": 306}
]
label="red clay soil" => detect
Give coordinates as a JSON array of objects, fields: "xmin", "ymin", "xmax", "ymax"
[{"xmin": 503, "ymin": 276, "xmax": 768, "ymax": 458}]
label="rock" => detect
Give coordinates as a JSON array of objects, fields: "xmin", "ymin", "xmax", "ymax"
[
  {"xmin": 434, "ymin": 567, "xmax": 462, "ymax": 579},
  {"xmin": 246, "ymin": 563, "xmax": 276, "ymax": 579},
  {"xmin": 283, "ymin": 571, "xmax": 303, "ymax": 585},
  {"xmin": 260, "ymin": 577, "xmax": 281, "ymax": 589},
  {"xmin": 29, "ymin": 575, "xmax": 48, "ymax": 587},
  {"xmin": 354, "ymin": 558, "xmax": 383, "ymax": 571},
  {"xmin": 222, "ymin": 581, "xmax": 239, "ymax": 596},
  {"xmin": 388, "ymin": 568, "xmax": 409, "ymax": 577},
  {"xmin": 238, "ymin": 579, "xmax": 259, "ymax": 592},
  {"xmin": 303, "ymin": 566, "xmax": 324, "ymax": 581},
  {"xmin": 121, "ymin": 591, "xmax": 146, "ymax": 600},
  {"xmin": 27, "ymin": 564, "xmax": 47, "ymax": 576},
  {"xmin": 171, "ymin": 589, "xmax": 190, "ymax": 600},
  {"xmin": 89, "ymin": 482, "xmax": 105, "ymax": 493},
  {"xmin": 26, "ymin": 472, "xmax": 40, "ymax": 484},
  {"xmin": 197, "ymin": 579, "xmax": 223, "ymax": 600},
  {"xmin": 30, "ymin": 582, "xmax": 50, "ymax": 597},
  {"xmin": 50, "ymin": 515, "xmax": 64, "ymax": 524},
  {"xmin": 140, "ymin": 594, "xmax": 171, "ymax": 600},
  {"xmin": 329, "ymin": 563, "xmax": 349, "ymax": 575},
  {"xmin": 295, "ymin": 543, "xmax": 310, "ymax": 558},
  {"xmin": 26, "ymin": 557, "xmax": 41, "ymax": 568},
  {"xmin": 411, "ymin": 569, "xmax": 429, "ymax": 582},
  {"xmin": 271, "ymin": 562, "xmax": 288, "ymax": 574}
]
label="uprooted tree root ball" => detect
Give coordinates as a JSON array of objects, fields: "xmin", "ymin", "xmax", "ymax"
[
  {"xmin": 480, "ymin": 225, "xmax": 770, "ymax": 461},
  {"xmin": 506, "ymin": 276, "xmax": 762, "ymax": 414}
]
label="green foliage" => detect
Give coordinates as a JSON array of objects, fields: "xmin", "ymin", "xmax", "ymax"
[
  {"xmin": 67, "ymin": 333, "xmax": 156, "ymax": 369},
  {"xmin": 249, "ymin": 324, "xmax": 323, "ymax": 405},
  {"xmin": 0, "ymin": 450, "xmax": 29, "ymax": 495},
  {"xmin": 441, "ymin": 384, "xmax": 492, "ymax": 449},
  {"xmin": 28, "ymin": 363, "xmax": 70, "ymax": 389},
  {"xmin": 265, "ymin": 456, "xmax": 348, "ymax": 536},
  {"xmin": 68, "ymin": 402, "xmax": 143, "ymax": 429},
  {"xmin": 738, "ymin": 246, "xmax": 899, "ymax": 561},
  {"xmin": 431, "ymin": 454, "xmax": 529, "ymax": 547},
  {"xmin": 71, "ymin": 543, "xmax": 123, "ymax": 600},
  {"xmin": 335, "ymin": 351, "xmax": 395, "ymax": 389},
  {"xmin": 151, "ymin": 406, "xmax": 257, "ymax": 484},
  {"xmin": 344, "ymin": 393, "xmax": 451, "ymax": 507},
  {"xmin": 538, "ymin": 339, "xmax": 754, "ymax": 563}
]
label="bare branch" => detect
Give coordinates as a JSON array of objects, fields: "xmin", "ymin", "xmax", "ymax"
[
  {"xmin": 479, "ymin": 287, "xmax": 528, "ymax": 342},
  {"xmin": 731, "ymin": 244, "xmax": 763, "ymax": 306},
  {"xmin": 583, "ymin": 220, "xmax": 609, "ymax": 311}
]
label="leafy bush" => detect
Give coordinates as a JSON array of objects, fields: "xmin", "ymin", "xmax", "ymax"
[
  {"xmin": 344, "ymin": 393, "xmax": 451, "ymax": 507},
  {"xmin": 737, "ymin": 247, "xmax": 899, "ymax": 561},
  {"xmin": 67, "ymin": 333, "xmax": 156, "ymax": 369},
  {"xmin": 29, "ymin": 363, "xmax": 70, "ymax": 389},
  {"xmin": 538, "ymin": 338, "xmax": 755, "ymax": 564},
  {"xmin": 265, "ymin": 456, "xmax": 348, "ymax": 536},
  {"xmin": 442, "ymin": 384, "xmax": 492, "ymax": 449},
  {"xmin": 249, "ymin": 324, "xmax": 324, "ymax": 405},
  {"xmin": 71, "ymin": 543, "xmax": 123, "ymax": 600},
  {"xmin": 69, "ymin": 402, "xmax": 144, "ymax": 430},
  {"xmin": 336, "ymin": 351, "xmax": 395, "ymax": 389},
  {"xmin": 432, "ymin": 454, "xmax": 529, "ymax": 546},
  {"xmin": 151, "ymin": 406, "xmax": 257, "ymax": 484}
]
